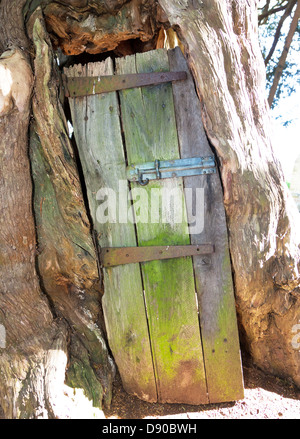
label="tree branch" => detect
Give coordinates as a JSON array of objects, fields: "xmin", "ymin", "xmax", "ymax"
[
  {"xmin": 268, "ymin": 0, "xmax": 300, "ymax": 106},
  {"xmin": 264, "ymin": 0, "xmax": 297, "ymax": 66},
  {"xmin": 259, "ymin": 1, "xmax": 290, "ymax": 24}
]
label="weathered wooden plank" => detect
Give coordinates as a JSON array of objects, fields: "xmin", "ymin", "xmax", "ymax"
[
  {"xmin": 169, "ymin": 47, "xmax": 244, "ymax": 403},
  {"xmin": 116, "ymin": 49, "xmax": 208, "ymax": 404},
  {"xmin": 65, "ymin": 59, "xmax": 157, "ymax": 402}
]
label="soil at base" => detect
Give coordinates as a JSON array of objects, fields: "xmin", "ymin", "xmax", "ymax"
[{"xmin": 103, "ymin": 354, "xmax": 300, "ymax": 419}]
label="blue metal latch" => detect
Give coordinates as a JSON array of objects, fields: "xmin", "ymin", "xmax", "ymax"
[{"xmin": 127, "ymin": 156, "xmax": 216, "ymax": 186}]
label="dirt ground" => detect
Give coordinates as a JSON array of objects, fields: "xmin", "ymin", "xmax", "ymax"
[{"xmin": 103, "ymin": 354, "xmax": 300, "ymax": 420}]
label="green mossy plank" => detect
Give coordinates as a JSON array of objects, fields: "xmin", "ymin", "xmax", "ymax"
[
  {"xmin": 169, "ymin": 47, "xmax": 244, "ymax": 403},
  {"xmin": 116, "ymin": 50, "xmax": 208, "ymax": 404},
  {"xmin": 65, "ymin": 59, "xmax": 157, "ymax": 403}
]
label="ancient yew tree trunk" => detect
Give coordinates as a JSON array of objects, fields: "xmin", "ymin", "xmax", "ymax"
[
  {"xmin": 0, "ymin": 1, "xmax": 114, "ymax": 418},
  {"xmin": 0, "ymin": 0, "xmax": 299, "ymax": 419}
]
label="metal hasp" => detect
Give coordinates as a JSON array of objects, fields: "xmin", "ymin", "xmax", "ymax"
[
  {"xmin": 127, "ymin": 156, "xmax": 217, "ymax": 185},
  {"xmin": 63, "ymin": 71, "xmax": 187, "ymax": 98},
  {"xmin": 101, "ymin": 244, "xmax": 215, "ymax": 267}
]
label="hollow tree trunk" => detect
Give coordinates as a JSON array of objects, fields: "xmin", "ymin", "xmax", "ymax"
[
  {"xmin": 0, "ymin": 0, "xmax": 64, "ymax": 418},
  {"xmin": 28, "ymin": 8, "xmax": 115, "ymax": 407},
  {"xmin": 0, "ymin": 43, "xmax": 58, "ymax": 418},
  {"xmin": 158, "ymin": 0, "xmax": 300, "ymax": 385}
]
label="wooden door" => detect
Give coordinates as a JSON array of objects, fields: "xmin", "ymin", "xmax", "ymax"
[{"xmin": 65, "ymin": 48, "xmax": 244, "ymax": 404}]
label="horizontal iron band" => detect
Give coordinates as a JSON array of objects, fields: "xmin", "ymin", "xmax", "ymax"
[
  {"xmin": 101, "ymin": 244, "xmax": 214, "ymax": 268},
  {"xmin": 127, "ymin": 156, "xmax": 217, "ymax": 184},
  {"xmin": 63, "ymin": 71, "xmax": 187, "ymax": 97}
]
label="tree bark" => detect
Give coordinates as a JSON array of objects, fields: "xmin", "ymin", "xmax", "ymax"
[
  {"xmin": 0, "ymin": 0, "xmax": 62, "ymax": 418},
  {"xmin": 28, "ymin": 8, "xmax": 115, "ymax": 407},
  {"xmin": 42, "ymin": 0, "xmax": 165, "ymax": 55},
  {"xmin": 158, "ymin": 0, "xmax": 300, "ymax": 386},
  {"xmin": 0, "ymin": 0, "xmax": 65, "ymax": 417},
  {"xmin": 0, "ymin": 43, "xmax": 57, "ymax": 418},
  {"xmin": 0, "ymin": 1, "xmax": 114, "ymax": 418}
]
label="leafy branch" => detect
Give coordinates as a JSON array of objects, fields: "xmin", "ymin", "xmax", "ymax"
[{"xmin": 258, "ymin": 0, "xmax": 300, "ymax": 108}]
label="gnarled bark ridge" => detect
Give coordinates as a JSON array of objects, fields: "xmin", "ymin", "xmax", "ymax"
[{"xmin": 0, "ymin": 2, "xmax": 114, "ymax": 418}]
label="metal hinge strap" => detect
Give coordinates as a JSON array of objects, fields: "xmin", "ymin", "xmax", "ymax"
[
  {"xmin": 63, "ymin": 71, "xmax": 187, "ymax": 98},
  {"xmin": 127, "ymin": 156, "xmax": 216, "ymax": 185},
  {"xmin": 100, "ymin": 244, "xmax": 214, "ymax": 268}
]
